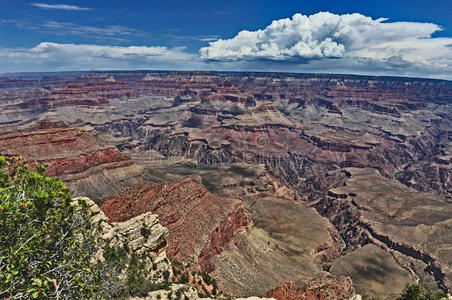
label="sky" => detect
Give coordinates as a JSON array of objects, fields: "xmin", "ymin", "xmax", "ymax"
[{"xmin": 0, "ymin": 0, "xmax": 451, "ymax": 79}]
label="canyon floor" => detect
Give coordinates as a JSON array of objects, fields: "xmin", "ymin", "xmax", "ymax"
[{"xmin": 0, "ymin": 71, "xmax": 451, "ymax": 299}]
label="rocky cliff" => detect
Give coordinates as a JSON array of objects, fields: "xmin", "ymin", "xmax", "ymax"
[
  {"xmin": 74, "ymin": 197, "xmax": 175, "ymax": 296},
  {"xmin": 101, "ymin": 177, "xmax": 252, "ymax": 266},
  {"xmin": 77, "ymin": 196, "xmax": 279, "ymax": 300}
]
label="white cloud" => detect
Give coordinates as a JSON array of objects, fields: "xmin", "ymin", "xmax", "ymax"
[
  {"xmin": 199, "ymin": 11, "xmax": 452, "ymax": 76},
  {"xmin": 3, "ymin": 19, "xmax": 144, "ymax": 42},
  {"xmin": 30, "ymin": 42, "xmax": 190, "ymax": 59},
  {"xmin": 31, "ymin": 3, "xmax": 93, "ymax": 11},
  {"xmin": 194, "ymin": 36, "xmax": 220, "ymax": 42},
  {"xmin": 1, "ymin": 11, "xmax": 452, "ymax": 79},
  {"xmin": 41, "ymin": 21, "xmax": 145, "ymax": 40},
  {"xmin": 0, "ymin": 42, "xmax": 197, "ymax": 72}
]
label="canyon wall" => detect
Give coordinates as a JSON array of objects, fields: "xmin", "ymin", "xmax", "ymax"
[{"xmin": 1, "ymin": 70, "xmax": 451, "ymax": 298}]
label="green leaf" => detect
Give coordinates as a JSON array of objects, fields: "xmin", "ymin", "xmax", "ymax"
[{"xmin": 32, "ymin": 278, "xmax": 42, "ymax": 287}]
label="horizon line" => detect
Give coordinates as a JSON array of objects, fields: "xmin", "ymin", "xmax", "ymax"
[{"xmin": 1, "ymin": 69, "xmax": 451, "ymax": 83}]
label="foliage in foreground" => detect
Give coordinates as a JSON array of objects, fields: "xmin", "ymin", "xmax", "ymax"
[
  {"xmin": 0, "ymin": 156, "xmax": 191, "ymax": 299},
  {"xmin": 0, "ymin": 157, "xmax": 100, "ymax": 299},
  {"xmin": 397, "ymin": 283, "xmax": 448, "ymax": 300}
]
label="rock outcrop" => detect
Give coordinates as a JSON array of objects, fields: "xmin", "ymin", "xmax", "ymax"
[
  {"xmin": 266, "ymin": 277, "xmax": 356, "ymax": 300},
  {"xmin": 130, "ymin": 284, "xmax": 199, "ymax": 300},
  {"xmin": 74, "ymin": 196, "xmax": 173, "ymax": 285},
  {"xmin": 78, "ymin": 196, "xmax": 278, "ymax": 300},
  {"xmin": 101, "ymin": 177, "xmax": 252, "ymax": 265}
]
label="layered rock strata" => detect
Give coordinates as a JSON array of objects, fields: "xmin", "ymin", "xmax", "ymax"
[
  {"xmin": 0, "ymin": 128, "xmax": 143, "ymax": 201},
  {"xmin": 101, "ymin": 177, "xmax": 252, "ymax": 265}
]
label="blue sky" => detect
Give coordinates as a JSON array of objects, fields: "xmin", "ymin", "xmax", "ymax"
[{"xmin": 1, "ymin": 0, "xmax": 451, "ymax": 79}]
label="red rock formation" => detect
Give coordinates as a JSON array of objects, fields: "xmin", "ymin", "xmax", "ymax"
[
  {"xmin": 0, "ymin": 128, "xmax": 130, "ymax": 174},
  {"xmin": 0, "ymin": 128, "xmax": 140, "ymax": 201},
  {"xmin": 198, "ymin": 202, "xmax": 251, "ymax": 272},
  {"xmin": 30, "ymin": 147, "xmax": 131, "ymax": 179},
  {"xmin": 267, "ymin": 277, "xmax": 355, "ymax": 300},
  {"xmin": 101, "ymin": 177, "xmax": 251, "ymax": 263}
]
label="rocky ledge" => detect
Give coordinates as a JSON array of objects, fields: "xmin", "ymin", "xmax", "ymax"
[
  {"xmin": 74, "ymin": 196, "xmax": 173, "ymax": 285},
  {"xmin": 266, "ymin": 277, "xmax": 357, "ymax": 300},
  {"xmin": 101, "ymin": 177, "xmax": 252, "ymax": 266}
]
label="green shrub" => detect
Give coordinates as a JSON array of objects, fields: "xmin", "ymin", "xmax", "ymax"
[
  {"xmin": 0, "ymin": 157, "xmax": 170, "ymax": 299},
  {"xmin": 0, "ymin": 157, "xmax": 101, "ymax": 299},
  {"xmin": 202, "ymin": 271, "xmax": 213, "ymax": 285},
  {"xmin": 397, "ymin": 283, "xmax": 448, "ymax": 300},
  {"xmin": 175, "ymin": 288, "xmax": 183, "ymax": 299},
  {"xmin": 126, "ymin": 253, "xmax": 153, "ymax": 297},
  {"xmin": 179, "ymin": 273, "xmax": 189, "ymax": 284},
  {"xmin": 140, "ymin": 224, "xmax": 151, "ymax": 240},
  {"xmin": 103, "ymin": 243, "xmax": 128, "ymax": 268}
]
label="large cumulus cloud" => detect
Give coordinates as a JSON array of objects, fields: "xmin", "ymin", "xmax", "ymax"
[{"xmin": 199, "ymin": 12, "xmax": 452, "ymax": 75}]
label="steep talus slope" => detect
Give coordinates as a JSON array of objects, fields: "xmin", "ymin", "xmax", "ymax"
[{"xmin": 207, "ymin": 197, "xmax": 343, "ymax": 296}]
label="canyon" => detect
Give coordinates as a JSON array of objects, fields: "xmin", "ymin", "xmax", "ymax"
[{"xmin": 0, "ymin": 70, "xmax": 451, "ymax": 299}]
